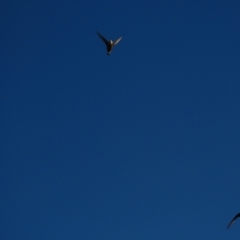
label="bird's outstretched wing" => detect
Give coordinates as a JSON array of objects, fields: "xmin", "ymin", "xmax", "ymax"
[
  {"xmin": 113, "ymin": 36, "xmax": 123, "ymax": 46},
  {"xmin": 97, "ymin": 31, "xmax": 108, "ymax": 46},
  {"xmin": 227, "ymin": 213, "xmax": 240, "ymax": 229}
]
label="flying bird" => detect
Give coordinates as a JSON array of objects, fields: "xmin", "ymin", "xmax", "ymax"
[
  {"xmin": 227, "ymin": 213, "xmax": 240, "ymax": 229},
  {"xmin": 97, "ymin": 31, "xmax": 123, "ymax": 55}
]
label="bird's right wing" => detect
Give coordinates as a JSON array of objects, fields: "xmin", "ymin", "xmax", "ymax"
[
  {"xmin": 97, "ymin": 31, "xmax": 108, "ymax": 46},
  {"xmin": 113, "ymin": 36, "xmax": 123, "ymax": 46}
]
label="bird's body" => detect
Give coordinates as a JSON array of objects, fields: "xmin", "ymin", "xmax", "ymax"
[
  {"xmin": 227, "ymin": 213, "xmax": 240, "ymax": 229},
  {"xmin": 97, "ymin": 31, "xmax": 123, "ymax": 55}
]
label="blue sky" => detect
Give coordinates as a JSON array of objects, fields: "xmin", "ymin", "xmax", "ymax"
[{"xmin": 1, "ymin": 0, "xmax": 240, "ymax": 239}]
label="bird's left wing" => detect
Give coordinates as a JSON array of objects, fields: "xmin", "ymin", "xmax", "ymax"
[
  {"xmin": 227, "ymin": 213, "xmax": 240, "ymax": 229},
  {"xmin": 97, "ymin": 31, "xmax": 108, "ymax": 46}
]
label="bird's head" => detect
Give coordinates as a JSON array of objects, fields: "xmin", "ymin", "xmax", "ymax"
[{"xmin": 109, "ymin": 40, "xmax": 113, "ymax": 45}]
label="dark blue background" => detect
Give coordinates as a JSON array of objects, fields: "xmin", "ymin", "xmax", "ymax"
[{"xmin": 1, "ymin": 0, "xmax": 240, "ymax": 239}]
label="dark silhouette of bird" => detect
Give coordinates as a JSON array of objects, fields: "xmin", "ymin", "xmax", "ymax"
[
  {"xmin": 227, "ymin": 213, "xmax": 240, "ymax": 229},
  {"xmin": 97, "ymin": 31, "xmax": 123, "ymax": 55}
]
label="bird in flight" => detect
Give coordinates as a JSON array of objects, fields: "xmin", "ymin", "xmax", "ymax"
[
  {"xmin": 227, "ymin": 213, "xmax": 240, "ymax": 229},
  {"xmin": 97, "ymin": 31, "xmax": 123, "ymax": 55}
]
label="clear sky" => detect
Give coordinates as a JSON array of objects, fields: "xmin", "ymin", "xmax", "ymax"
[{"xmin": 1, "ymin": 0, "xmax": 240, "ymax": 239}]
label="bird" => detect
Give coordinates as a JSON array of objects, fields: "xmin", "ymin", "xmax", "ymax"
[
  {"xmin": 97, "ymin": 31, "xmax": 123, "ymax": 55},
  {"xmin": 227, "ymin": 213, "xmax": 240, "ymax": 229}
]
